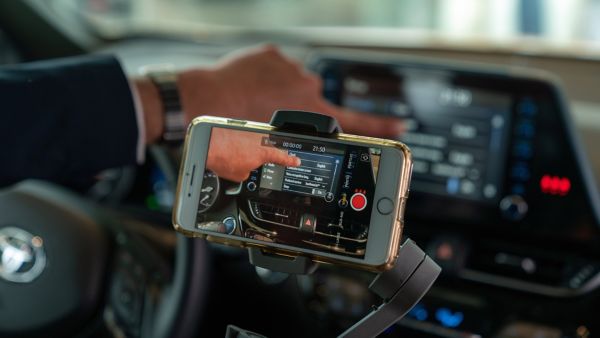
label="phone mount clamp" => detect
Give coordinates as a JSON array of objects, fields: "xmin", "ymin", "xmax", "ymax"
[{"xmin": 227, "ymin": 110, "xmax": 441, "ymax": 338}]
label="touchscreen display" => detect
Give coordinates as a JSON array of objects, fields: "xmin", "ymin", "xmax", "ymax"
[
  {"xmin": 197, "ymin": 127, "xmax": 381, "ymax": 258},
  {"xmin": 258, "ymin": 135, "xmax": 345, "ymax": 200},
  {"xmin": 336, "ymin": 67, "xmax": 512, "ymax": 203}
]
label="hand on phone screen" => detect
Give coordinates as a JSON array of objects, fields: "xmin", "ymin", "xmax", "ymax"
[{"xmin": 206, "ymin": 128, "xmax": 301, "ymax": 182}]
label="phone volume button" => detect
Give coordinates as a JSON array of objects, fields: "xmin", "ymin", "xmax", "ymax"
[
  {"xmin": 227, "ymin": 119, "xmax": 247, "ymax": 126},
  {"xmin": 396, "ymin": 197, "xmax": 407, "ymax": 221}
]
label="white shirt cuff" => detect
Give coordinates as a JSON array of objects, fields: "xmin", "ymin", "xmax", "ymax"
[{"xmin": 129, "ymin": 80, "xmax": 146, "ymax": 164}]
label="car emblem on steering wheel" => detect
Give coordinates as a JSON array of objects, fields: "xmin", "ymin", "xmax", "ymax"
[{"xmin": 0, "ymin": 226, "xmax": 46, "ymax": 283}]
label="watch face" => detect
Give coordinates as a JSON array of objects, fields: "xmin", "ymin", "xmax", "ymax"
[{"xmin": 163, "ymin": 111, "xmax": 187, "ymax": 142}]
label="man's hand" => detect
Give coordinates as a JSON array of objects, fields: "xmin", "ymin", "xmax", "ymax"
[
  {"xmin": 206, "ymin": 128, "xmax": 300, "ymax": 182},
  {"xmin": 136, "ymin": 45, "xmax": 403, "ymax": 144},
  {"xmin": 200, "ymin": 45, "xmax": 403, "ymax": 138}
]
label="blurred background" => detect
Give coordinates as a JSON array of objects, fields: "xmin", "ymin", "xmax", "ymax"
[
  {"xmin": 1, "ymin": 2, "xmax": 600, "ymax": 338},
  {"xmin": 42, "ymin": 0, "xmax": 600, "ymax": 52}
]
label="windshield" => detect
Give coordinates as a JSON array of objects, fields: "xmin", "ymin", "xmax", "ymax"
[{"xmin": 48, "ymin": 0, "xmax": 600, "ymax": 49}]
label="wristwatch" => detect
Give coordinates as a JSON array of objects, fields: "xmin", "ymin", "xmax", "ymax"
[{"xmin": 142, "ymin": 66, "xmax": 187, "ymax": 144}]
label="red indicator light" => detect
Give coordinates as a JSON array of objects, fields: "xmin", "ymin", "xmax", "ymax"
[{"xmin": 540, "ymin": 175, "xmax": 571, "ymax": 196}]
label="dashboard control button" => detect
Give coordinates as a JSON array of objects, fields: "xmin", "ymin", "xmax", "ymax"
[
  {"xmin": 338, "ymin": 193, "xmax": 348, "ymax": 208},
  {"xmin": 299, "ymin": 213, "xmax": 317, "ymax": 233},
  {"xmin": 517, "ymin": 98, "xmax": 538, "ymax": 116},
  {"xmin": 246, "ymin": 181, "xmax": 257, "ymax": 191},
  {"xmin": 427, "ymin": 236, "xmax": 468, "ymax": 273},
  {"xmin": 499, "ymin": 195, "xmax": 528, "ymax": 221},
  {"xmin": 222, "ymin": 216, "xmax": 237, "ymax": 234},
  {"xmin": 377, "ymin": 197, "xmax": 394, "ymax": 215},
  {"xmin": 510, "ymin": 164, "xmax": 531, "ymax": 181},
  {"xmin": 325, "ymin": 192, "xmax": 334, "ymax": 202},
  {"xmin": 513, "ymin": 141, "xmax": 533, "ymax": 159},
  {"xmin": 350, "ymin": 193, "xmax": 367, "ymax": 211}
]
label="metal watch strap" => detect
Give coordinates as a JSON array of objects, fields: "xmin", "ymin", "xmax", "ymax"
[{"xmin": 147, "ymin": 71, "xmax": 186, "ymax": 144}]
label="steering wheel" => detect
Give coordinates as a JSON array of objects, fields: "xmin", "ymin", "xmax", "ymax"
[{"xmin": 0, "ymin": 180, "xmax": 209, "ymax": 338}]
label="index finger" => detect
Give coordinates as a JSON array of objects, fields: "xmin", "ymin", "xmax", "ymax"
[
  {"xmin": 263, "ymin": 148, "xmax": 302, "ymax": 168},
  {"xmin": 318, "ymin": 101, "xmax": 404, "ymax": 138}
]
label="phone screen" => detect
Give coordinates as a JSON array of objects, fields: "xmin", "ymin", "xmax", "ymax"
[{"xmin": 197, "ymin": 127, "xmax": 382, "ymax": 258}]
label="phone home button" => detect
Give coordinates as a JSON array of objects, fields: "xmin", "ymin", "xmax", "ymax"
[{"xmin": 377, "ymin": 197, "xmax": 394, "ymax": 215}]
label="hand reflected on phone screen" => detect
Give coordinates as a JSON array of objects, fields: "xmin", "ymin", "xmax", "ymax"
[{"xmin": 206, "ymin": 128, "xmax": 301, "ymax": 182}]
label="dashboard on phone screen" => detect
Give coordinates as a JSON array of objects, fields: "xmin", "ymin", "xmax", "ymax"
[{"xmin": 196, "ymin": 127, "xmax": 382, "ymax": 258}]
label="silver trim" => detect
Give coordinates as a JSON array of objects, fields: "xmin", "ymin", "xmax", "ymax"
[
  {"xmin": 0, "ymin": 226, "xmax": 47, "ymax": 283},
  {"xmin": 459, "ymin": 268, "xmax": 600, "ymax": 298},
  {"xmin": 221, "ymin": 217, "xmax": 237, "ymax": 235},
  {"xmin": 225, "ymin": 182, "xmax": 243, "ymax": 196}
]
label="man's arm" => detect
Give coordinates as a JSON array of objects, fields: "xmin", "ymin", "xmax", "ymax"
[
  {"xmin": 0, "ymin": 45, "xmax": 401, "ymax": 186},
  {"xmin": 133, "ymin": 45, "xmax": 404, "ymax": 144},
  {"xmin": 131, "ymin": 46, "xmax": 404, "ymax": 182},
  {"xmin": 0, "ymin": 54, "xmax": 139, "ymax": 186}
]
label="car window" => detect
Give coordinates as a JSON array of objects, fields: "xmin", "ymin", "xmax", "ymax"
[{"xmin": 41, "ymin": 0, "xmax": 600, "ymax": 46}]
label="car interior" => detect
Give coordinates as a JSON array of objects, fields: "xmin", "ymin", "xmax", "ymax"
[{"xmin": 1, "ymin": 1, "xmax": 600, "ymax": 337}]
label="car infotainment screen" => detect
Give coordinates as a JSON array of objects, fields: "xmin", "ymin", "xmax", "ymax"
[
  {"xmin": 308, "ymin": 55, "xmax": 600, "ymax": 298},
  {"xmin": 326, "ymin": 66, "xmax": 512, "ymax": 203},
  {"xmin": 197, "ymin": 127, "xmax": 381, "ymax": 258},
  {"xmin": 259, "ymin": 135, "xmax": 345, "ymax": 201}
]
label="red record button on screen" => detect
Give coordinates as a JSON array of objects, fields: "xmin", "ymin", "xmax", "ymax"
[{"xmin": 350, "ymin": 193, "xmax": 367, "ymax": 211}]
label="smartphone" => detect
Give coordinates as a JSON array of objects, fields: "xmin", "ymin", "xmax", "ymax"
[{"xmin": 173, "ymin": 116, "xmax": 412, "ymax": 272}]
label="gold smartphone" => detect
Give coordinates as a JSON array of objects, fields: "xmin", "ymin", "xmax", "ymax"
[{"xmin": 173, "ymin": 116, "xmax": 412, "ymax": 272}]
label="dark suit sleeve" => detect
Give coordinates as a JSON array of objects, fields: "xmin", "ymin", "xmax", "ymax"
[{"xmin": 0, "ymin": 54, "xmax": 139, "ymax": 186}]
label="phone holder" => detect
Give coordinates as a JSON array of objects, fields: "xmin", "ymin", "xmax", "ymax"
[{"xmin": 229, "ymin": 110, "xmax": 441, "ymax": 338}]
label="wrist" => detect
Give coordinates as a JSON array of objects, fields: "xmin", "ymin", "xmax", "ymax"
[
  {"xmin": 135, "ymin": 67, "xmax": 242, "ymax": 145},
  {"xmin": 134, "ymin": 77, "xmax": 164, "ymax": 144}
]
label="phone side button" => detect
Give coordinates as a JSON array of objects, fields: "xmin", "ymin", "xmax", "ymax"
[{"xmin": 377, "ymin": 197, "xmax": 394, "ymax": 215}]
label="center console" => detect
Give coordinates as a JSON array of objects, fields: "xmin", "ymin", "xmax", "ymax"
[{"xmin": 305, "ymin": 51, "xmax": 600, "ymax": 337}]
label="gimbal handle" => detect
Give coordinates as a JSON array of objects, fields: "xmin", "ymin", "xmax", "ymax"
[{"xmin": 226, "ymin": 110, "xmax": 441, "ymax": 338}]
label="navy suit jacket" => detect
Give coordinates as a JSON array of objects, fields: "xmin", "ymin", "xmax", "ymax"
[{"xmin": 0, "ymin": 55, "xmax": 139, "ymax": 186}]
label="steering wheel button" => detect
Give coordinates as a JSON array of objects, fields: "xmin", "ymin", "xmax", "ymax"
[
  {"xmin": 377, "ymin": 197, "xmax": 394, "ymax": 215},
  {"xmin": 350, "ymin": 193, "xmax": 367, "ymax": 211}
]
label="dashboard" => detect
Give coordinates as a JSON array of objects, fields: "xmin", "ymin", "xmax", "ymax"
[
  {"xmin": 306, "ymin": 52, "xmax": 600, "ymax": 337},
  {"xmin": 5, "ymin": 2, "xmax": 600, "ymax": 335},
  {"xmin": 105, "ymin": 41, "xmax": 600, "ymax": 338}
]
